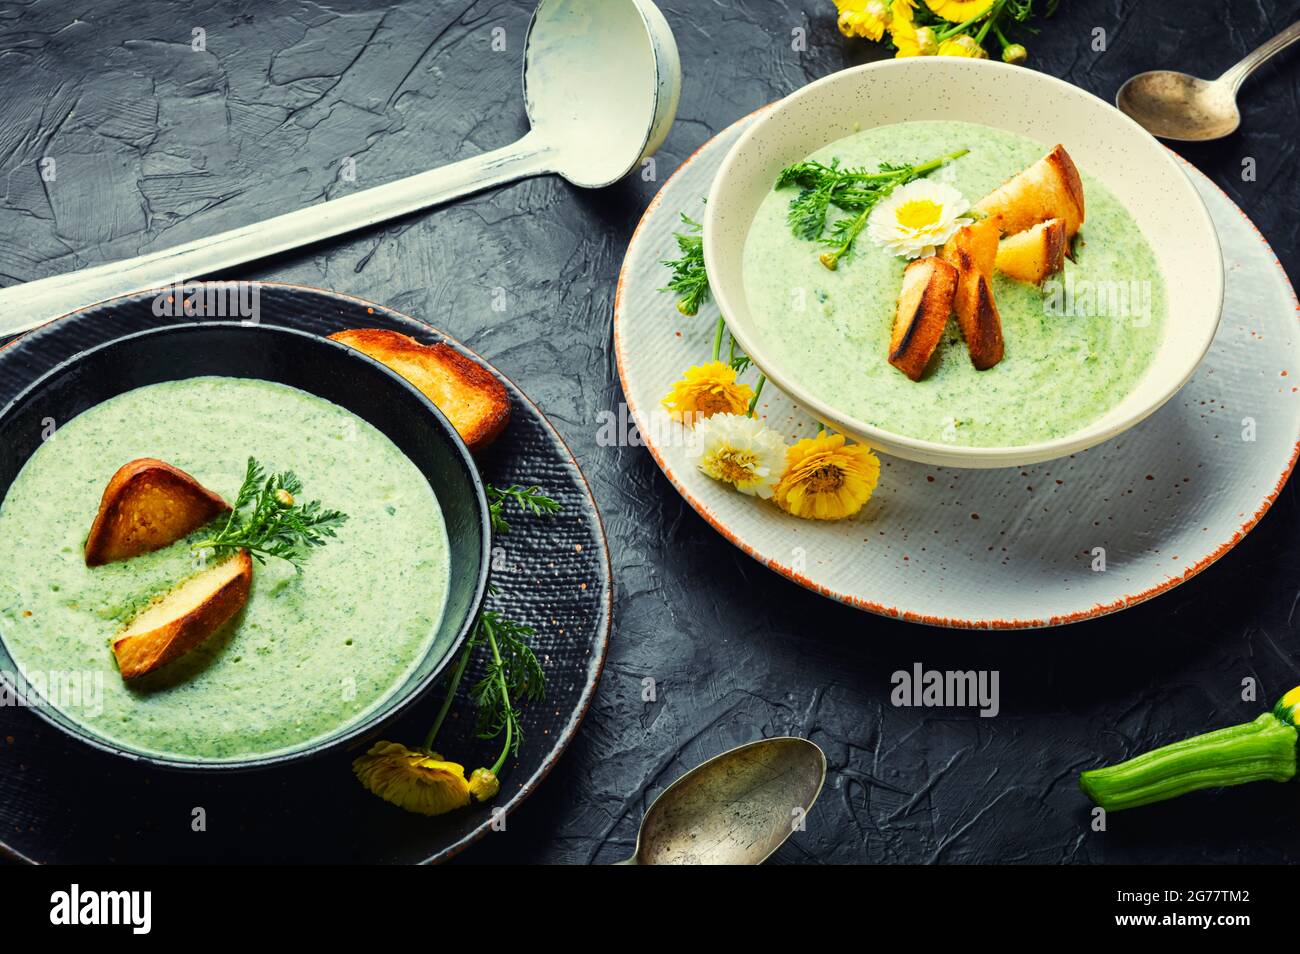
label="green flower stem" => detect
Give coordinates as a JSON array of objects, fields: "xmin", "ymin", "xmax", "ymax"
[
  {"xmin": 481, "ymin": 615, "xmax": 513, "ymax": 777},
  {"xmin": 747, "ymin": 375, "xmax": 767, "ymax": 416},
  {"xmin": 974, "ymin": 2, "xmax": 1005, "ymax": 44},
  {"xmin": 423, "ymin": 641, "xmax": 474, "ymax": 750},
  {"xmin": 1079, "ymin": 713, "xmax": 1297, "ymax": 812},
  {"xmin": 936, "ymin": 7, "xmax": 993, "ymax": 42},
  {"xmin": 711, "ymin": 314, "xmax": 726, "ymax": 362}
]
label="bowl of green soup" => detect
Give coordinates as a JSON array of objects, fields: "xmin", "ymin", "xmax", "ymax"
[
  {"xmin": 704, "ymin": 58, "xmax": 1223, "ymax": 468},
  {"xmin": 0, "ymin": 319, "xmax": 491, "ymax": 769}
]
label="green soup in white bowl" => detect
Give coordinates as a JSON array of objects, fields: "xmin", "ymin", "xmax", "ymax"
[{"xmin": 705, "ymin": 58, "xmax": 1222, "ymax": 468}]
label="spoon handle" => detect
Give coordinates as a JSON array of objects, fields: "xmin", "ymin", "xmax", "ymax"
[
  {"xmin": 0, "ymin": 132, "xmax": 555, "ymax": 337},
  {"xmin": 1218, "ymin": 19, "xmax": 1300, "ymax": 92}
]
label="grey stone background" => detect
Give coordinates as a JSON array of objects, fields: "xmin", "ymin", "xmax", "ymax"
[{"xmin": 1, "ymin": 0, "xmax": 1297, "ymax": 863}]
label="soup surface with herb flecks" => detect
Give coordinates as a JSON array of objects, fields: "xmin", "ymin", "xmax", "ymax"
[
  {"xmin": 742, "ymin": 120, "xmax": 1166, "ymax": 446},
  {"xmin": 0, "ymin": 376, "xmax": 450, "ymax": 761}
]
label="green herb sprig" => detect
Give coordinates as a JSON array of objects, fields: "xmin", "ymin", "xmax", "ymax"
[
  {"xmin": 486, "ymin": 484, "xmax": 561, "ymax": 535},
  {"xmin": 776, "ymin": 150, "xmax": 968, "ymax": 269},
  {"xmin": 660, "ymin": 213, "xmax": 710, "ymax": 316},
  {"xmin": 423, "ymin": 482, "xmax": 557, "ymax": 776},
  {"xmin": 191, "ymin": 457, "xmax": 347, "ymax": 570}
]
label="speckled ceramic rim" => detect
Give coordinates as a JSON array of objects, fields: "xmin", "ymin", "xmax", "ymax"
[
  {"xmin": 612, "ymin": 108, "xmax": 1300, "ymax": 630},
  {"xmin": 702, "ymin": 59, "xmax": 1225, "ymax": 468},
  {"xmin": 0, "ymin": 282, "xmax": 614, "ymax": 863}
]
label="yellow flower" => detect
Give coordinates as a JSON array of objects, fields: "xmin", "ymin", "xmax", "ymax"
[
  {"xmin": 835, "ymin": 0, "xmax": 890, "ymax": 41},
  {"xmin": 353, "ymin": 742, "xmax": 497, "ymax": 816},
  {"xmin": 773, "ymin": 431, "xmax": 880, "ymax": 521},
  {"xmin": 1278, "ymin": 686, "xmax": 1300, "ymax": 725},
  {"xmin": 938, "ymin": 34, "xmax": 989, "ymax": 58},
  {"xmin": 1282, "ymin": 686, "xmax": 1300, "ymax": 709},
  {"xmin": 890, "ymin": 3, "xmax": 937, "ymax": 58},
  {"xmin": 662, "ymin": 361, "xmax": 755, "ymax": 424},
  {"xmin": 926, "ymin": 0, "xmax": 995, "ymax": 21}
]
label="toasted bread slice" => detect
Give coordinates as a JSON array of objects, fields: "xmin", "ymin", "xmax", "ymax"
[
  {"xmin": 85, "ymin": 459, "xmax": 230, "ymax": 567},
  {"xmin": 942, "ymin": 217, "xmax": 1005, "ymax": 370},
  {"xmin": 996, "ymin": 218, "xmax": 1068, "ymax": 285},
  {"xmin": 112, "ymin": 550, "xmax": 252, "ymax": 680},
  {"xmin": 329, "ymin": 329, "xmax": 509, "ymax": 451},
  {"xmin": 889, "ymin": 257, "xmax": 959, "ymax": 382},
  {"xmin": 973, "ymin": 144, "xmax": 1085, "ymax": 238}
]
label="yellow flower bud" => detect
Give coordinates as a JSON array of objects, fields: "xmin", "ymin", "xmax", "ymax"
[
  {"xmin": 938, "ymin": 34, "xmax": 987, "ymax": 59},
  {"xmin": 274, "ymin": 488, "xmax": 295, "ymax": 508},
  {"xmin": 915, "ymin": 26, "xmax": 938, "ymax": 56},
  {"xmin": 468, "ymin": 766, "xmax": 501, "ymax": 801},
  {"xmin": 1002, "ymin": 42, "xmax": 1028, "ymax": 64}
]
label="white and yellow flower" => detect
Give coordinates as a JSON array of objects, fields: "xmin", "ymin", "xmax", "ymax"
[
  {"xmin": 867, "ymin": 178, "xmax": 973, "ymax": 259},
  {"xmin": 689, "ymin": 413, "xmax": 788, "ymax": 498}
]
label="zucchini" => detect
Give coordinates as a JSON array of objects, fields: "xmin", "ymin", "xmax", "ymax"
[{"xmin": 1079, "ymin": 687, "xmax": 1299, "ymax": 812}]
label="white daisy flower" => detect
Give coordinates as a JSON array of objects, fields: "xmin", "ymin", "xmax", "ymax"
[
  {"xmin": 689, "ymin": 413, "xmax": 788, "ymax": 499},
  {"xmin": 867, "ymin": 179, "xmax": 973, "ymax": 259}
]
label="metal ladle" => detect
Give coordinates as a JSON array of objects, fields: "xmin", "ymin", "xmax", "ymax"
[
  {"xmin": 1117, "ymin": 20, "xmax": 1300, "ymax": 141},
  {"xmin": 618, "ymin": 737, "xmax": 827, "ymax": 865},
  {"xmin": 0, "ymin": 0, "xmax": 681, "ymax": 336}
]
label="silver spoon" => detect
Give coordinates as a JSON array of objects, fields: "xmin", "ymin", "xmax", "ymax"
[
  {"xmin": 0, "ymin": 0, "xmax": 681, "ymax": 336},
  {"xmin": 1117, "ymin": 20, "xmax": 1300, "ymax": 141},
  {"xmin": 618, "ymin": 737, "xmax": 827, "ymax": 865}
]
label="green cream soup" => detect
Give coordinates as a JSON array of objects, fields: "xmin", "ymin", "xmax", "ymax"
[
  {"xmin": 742, "ymin": 121, "xmax": 1166, "ymax": 446},
  {"xmin": 0, "ymin": 377, "xmax": 451, "ymax": 761}
]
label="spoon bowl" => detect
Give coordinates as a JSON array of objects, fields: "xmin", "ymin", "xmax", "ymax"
[
  {"xmin": 1116, "ymin": 71, "xmax": 1241, "ymax": 142},
  {"xmin": 1116, "ymin": 21, "xmax": 1299, "ymax": 141},
  {"xmin": 524, "ymin": 0, "xmax": 681, "ymax": 187},
  {"xmin": 625, "ymin": 737, "xmax": 826, "ymax": 865}
]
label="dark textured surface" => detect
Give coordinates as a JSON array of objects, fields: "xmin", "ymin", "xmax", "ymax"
[
  {"xmin": 0, "ymin": 286, "xmax": 611, "ymax": 863},
  {"xmin": 1, "ymin": 0, "xmax": 1298, "ymax": 864}
]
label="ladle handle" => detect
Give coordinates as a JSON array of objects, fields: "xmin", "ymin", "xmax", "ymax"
[
  {"xmin": 1218, "ymin": 19, "xmax": 1300, "ymax": 92},
  {"xmin": 0, "ymin": 132, "xmax": 555, "ymax": 337}
]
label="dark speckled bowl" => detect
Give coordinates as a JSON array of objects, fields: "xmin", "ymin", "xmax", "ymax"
[{"xmin": 0, "ymin": 321, "xmax": 491, "ymax": 771}]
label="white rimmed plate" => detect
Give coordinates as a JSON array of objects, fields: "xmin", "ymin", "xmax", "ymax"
[{"xmin": 614, "ymin": 110, "xmax": 1299, "ymax": 629}]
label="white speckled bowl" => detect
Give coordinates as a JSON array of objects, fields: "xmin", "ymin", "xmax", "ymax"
[{"xmin": 703, "ymin": 58, "xmax": 1224, "ymax": 468}]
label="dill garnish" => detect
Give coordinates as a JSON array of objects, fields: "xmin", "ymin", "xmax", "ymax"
[
  {"xmin": 660, "ymin": 213, "xmax": 711, "ymax": 316},
  {"xmin": 776, "ymin": 149, "xmax": 968, "ymax": 269},
  {"xmin": 191, "ymin": 457, "xmax": 347, "ymax": 571}
]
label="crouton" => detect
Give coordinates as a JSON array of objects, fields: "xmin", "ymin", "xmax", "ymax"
[
  {"xmin": 888, "ymin": 257, "xmax": 959, "ymax": 382},
  {"xmin": 996, "ymin": 218, "xmax": 1068, "ymax": 285},
  {"xmin": 329, "ymin": 329, "xmax": 510, "ymax": 452},
  {"xmin": 85, "ymin": 459, "xmax": 230, "ymax": 567},
  {"xmin": 942, "ymin": 216, "xmax": 1005, "ymax": 370},
  {"xmin": 973, "ymin": 144, "xmax": 1085, "ymax": 238},
  {"xmin": 112, "ymin": 550, "xmax": 252, "ymax": 680}
]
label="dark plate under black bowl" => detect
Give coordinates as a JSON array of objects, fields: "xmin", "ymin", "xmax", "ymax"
[
  {"xmin": 0, "ymin": 321, "xmax": 492, "ymax": 770},
  {"xmin": 0, "ymin": 283, "xmax": 611, "ymax": 862}
]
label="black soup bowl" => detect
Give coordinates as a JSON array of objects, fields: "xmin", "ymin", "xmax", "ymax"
[{"xmin": 0, "ymin": 322, "xmax": 491, "ymax": 771}]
